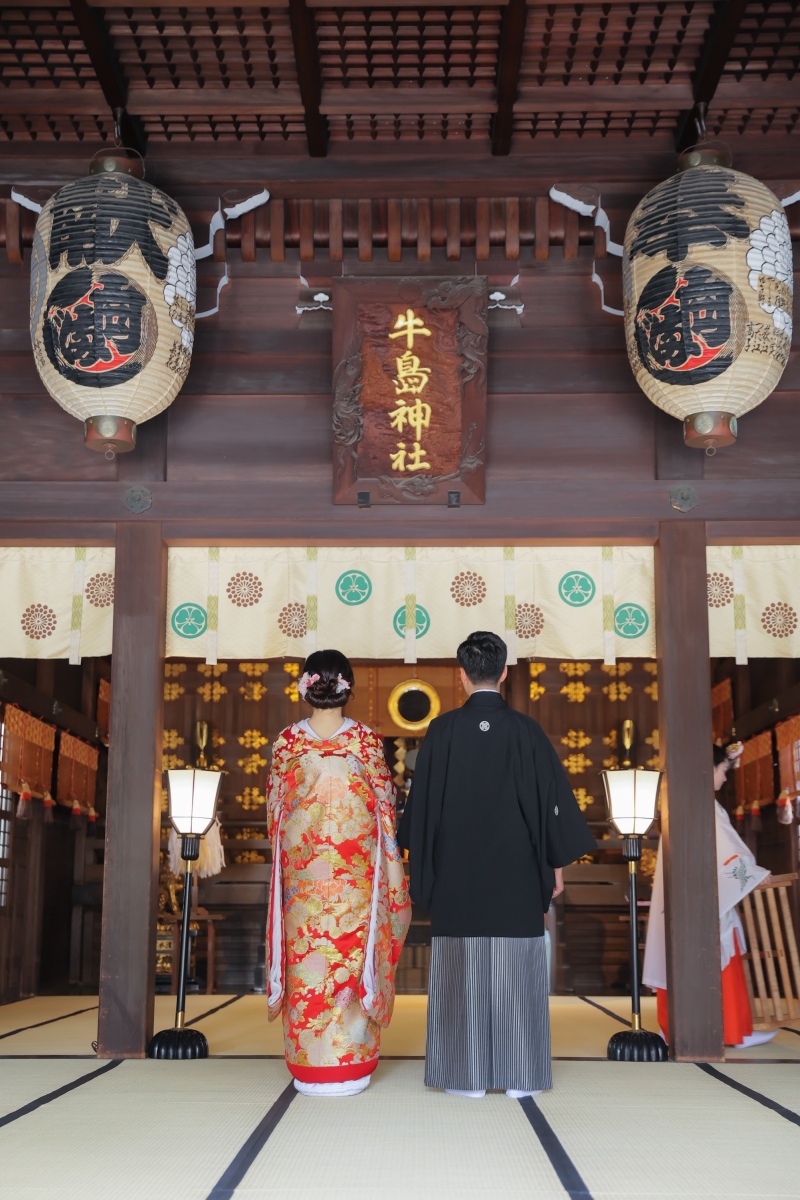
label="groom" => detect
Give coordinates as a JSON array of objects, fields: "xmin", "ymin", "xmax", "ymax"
[{"xmin": 398, "ymin": 630, "xmax": 595, "ymax": 1097}]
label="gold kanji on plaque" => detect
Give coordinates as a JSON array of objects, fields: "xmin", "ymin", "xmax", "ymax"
[
  {"xmin": 392, "ymin": 356, "xmax": 432, "ymax": 398},
  {"xmin": 388, "ymin": 308, "xmax": 432, "ymax": 350}
]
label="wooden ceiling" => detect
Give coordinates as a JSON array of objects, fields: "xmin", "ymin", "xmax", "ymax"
[{"xmin": 0, "ymin": 1, "xmax": 798, "ymax": 155}]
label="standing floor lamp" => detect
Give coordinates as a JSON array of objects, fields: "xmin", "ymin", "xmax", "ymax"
[
  {"xmin": 600, "ymin": 766, "xmax": 667, "ymax": 1063},
  {"xmin": 147, "ymin": 768, "xmax": 223, "ymax": 1060}
]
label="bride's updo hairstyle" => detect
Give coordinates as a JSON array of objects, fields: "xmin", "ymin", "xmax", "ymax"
[{"xmin": 298, "ymin": 649, "xmax": 355, "ymax": 710}]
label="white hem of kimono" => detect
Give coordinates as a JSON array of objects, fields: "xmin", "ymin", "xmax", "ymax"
[{"xmin": 294, "ymin": 1077, "xmax": 371, "ymax": 1097}]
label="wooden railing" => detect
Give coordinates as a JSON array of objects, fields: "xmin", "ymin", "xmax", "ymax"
[{"xmin": 739, "ymin": 873, "xmax": 800, "ymax": 1030}]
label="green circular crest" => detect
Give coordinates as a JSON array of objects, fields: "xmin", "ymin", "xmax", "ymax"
[
  {"xmin": 171, "ymin": 602, "xmax": 208, "ymax": 639},
  {"xmin": 393, "ymin": 604, "xmax": 430, "ymax": 639},
  {"xmin": 558, "ymin": 571, "xmax": 596, "ymax": 607},
  {"xmin": 614, "ymin": 603, "xmax": 649, "ymax": 639},
  {"xmin": 335, "ymin": 570, "xmax": 373, "ymax": 606}
]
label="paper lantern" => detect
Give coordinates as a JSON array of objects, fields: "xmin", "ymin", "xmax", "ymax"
[
  {"xmin": 30, "ymin": 152, "xmax": 196, "ymax": 455},
  {"xmin": 623, "ymin": 146, "xmax": 793, "ymax": 449}
]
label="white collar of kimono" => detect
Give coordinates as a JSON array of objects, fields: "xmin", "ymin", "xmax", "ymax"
[
  {"xmin": 471, "ymin": 688, "xmax": 502, "ymax": 694},
  {"xmin": 298, "ymin": 716, "xmax": 356, "ymax": 740}
]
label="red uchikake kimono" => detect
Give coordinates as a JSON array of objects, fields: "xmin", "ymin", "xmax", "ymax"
[{"xmin": 267, "ymin": 721, "xmax": 411, "ymax": 1086}]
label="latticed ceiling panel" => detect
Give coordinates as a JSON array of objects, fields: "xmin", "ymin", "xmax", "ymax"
[
  {"xmin": 327, "ymin": 111, "xmax": 492, "ymax": 141},
  {"xmin": 518, "ymin": 1, "xmax": 716, "ymax": 89},
  {"xmin": 140, "ymin": 113, "xmax": 307, "ymax": 142},
  {"xmin": 0, "ymin": 6, "xmax": 91, "ymax": 87},
  {"xmin": 512, "ymin": 108, "xmax": 684, "ymax": 139},
  {"xmin": 724, "ymin": 1, "xmax": 800, "ymax": 78},
  {"xmin": 101, "ymin": 4, "xmax": 299, "ymax": 93},
  {"xmin": 0, "ymin": 112, "xmax": 110, "ymax": 142},
  {"xmin": 313, "ymin": 6, "xmax": 503, "ymax": 91},
  {"xmin": 712, "ymin": 106, "xmax": 800, "ymax": 137}
]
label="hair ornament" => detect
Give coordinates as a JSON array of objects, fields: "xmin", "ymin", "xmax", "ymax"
[
  {"xmin": 335, "ymin": 674, "xmax": 352, "ymax": 694},
  {"xmin": 298, "ymin": 672, "xmax": 320, "ymax": 699}
]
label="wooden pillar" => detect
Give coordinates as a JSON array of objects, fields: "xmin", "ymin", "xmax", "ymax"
[
  {"xmin": 97, "ymin": 524, "xmax": 166, "ymax": 1058},
  {"xmin": 655, "ymin": 521, "xmax": 723, "ymax": 1061},
  {"xmin": 507, "ymin": 661, "xmax": 530, "ymax": 715}
]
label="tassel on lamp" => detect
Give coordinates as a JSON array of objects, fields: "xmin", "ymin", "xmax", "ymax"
[{"xmin": 16, "ymin": 782, "xmax": 33, "ymax": 821}]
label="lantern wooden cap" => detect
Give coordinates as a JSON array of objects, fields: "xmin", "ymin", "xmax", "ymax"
[
  {"xmin": 683, "ymin": 411, "xmax": 737, "ymax": 449},
  {"xmin": 84, "ymin": 416, "xmax": 137, "ymax": 455}
]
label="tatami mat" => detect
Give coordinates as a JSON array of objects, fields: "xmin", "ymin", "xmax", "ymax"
[
  {"xmin": 535, "ymin": 1060, "xmax": 800, "ymax": 1198},
  {"xmin": 0, "ymin": 1059, "xmax": 290, "ymax": 1200},
  {"xmin": 0, "ymin": 1059, "xmax": 107, "ymax": 1120},
  {"xmin": 3, "ymin": 994, "xmax": 799, "ymax": 1063},
  {"xmin": 240, "ymin": 1059, "xmax": 565, "ymax": 1200},
  {"xmin": 714, "ymin": 1063, "xmax": 800, "ymax": 1115}
]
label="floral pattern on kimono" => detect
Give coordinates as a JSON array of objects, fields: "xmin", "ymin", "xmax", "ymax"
[{"xmin": 266, "ymin": 721, "xmax": 411, "ymax": 1082}]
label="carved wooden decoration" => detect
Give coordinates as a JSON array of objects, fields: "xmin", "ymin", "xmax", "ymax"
[{"xmin": 332, "ymin": 277, "xmax": 488, "ymax": 505}]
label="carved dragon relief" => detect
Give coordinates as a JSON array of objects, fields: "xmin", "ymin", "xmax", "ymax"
[{"xmin": 332, "ymin": 335, "xmax": 364, "ymax": 483}]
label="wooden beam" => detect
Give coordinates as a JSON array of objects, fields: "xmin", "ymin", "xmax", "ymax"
[
  {"xmin": 67, "ymin": 0, "xmax": 146, "ymax": 155},
  {"xmin": 655, "ymin": 521, "xmax": 723, "ymax": 1062},
  {"xmin": 491, "ymin": 0, "xmax": 528, "ymax": 155},
  {"xmin": 97, "ymin": 523, "xmax": 166, "ymax": 1058},
  {"xmin": 287, "ymin": 0, "xmax": 328, "ymax": 157},
  {"xmin": 675, "ymin": 0, "xmax": 749, "ymax": 152}
]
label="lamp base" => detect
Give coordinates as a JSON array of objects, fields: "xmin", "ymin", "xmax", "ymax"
[
  {"xmin": 146, "ymin": 1027, "xmax": 209, "ymax": 1060},
  {"xmin": 607, "ymin": 1029, "xmax": 668, "ymax": 1062}
]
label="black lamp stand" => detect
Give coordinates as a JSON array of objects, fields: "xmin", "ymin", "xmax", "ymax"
[
  {"xmin": 147, "ymin": 835, "xmax": 209, "ymax": 1059},
  {"xmin": 607, "ymin": 835, "xmax": 668, "ymax": 1062}
]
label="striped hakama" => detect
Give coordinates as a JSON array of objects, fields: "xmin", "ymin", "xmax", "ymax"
[{"xmin": 425, "ymin": 935, "xmax": 552, "ymax": 1093}]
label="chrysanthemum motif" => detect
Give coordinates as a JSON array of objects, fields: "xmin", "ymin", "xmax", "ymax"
[
  {"xmin": 226, "ymin": 571, "xmax": 263, "ymax": 608},
  {"xmin": 450, "ymin": 571, "xmax": 487, "ymax": 607},
  {"xmin": 706, "ymin": 571, "xmax": 734, "ymax": 609},
  {"xmin": 21, "ymin": 603, "xmax": 57, "ymax": 640},
  {"xmin": 164, "ymin": 232, "xmax": 197, "ymax": 351},
  {"xmin": 278, "ymin": 602, "xmax": 307, "ymax": 639},
  {"xmin": 762, "ymin": 601, "xmax": 798, "ymax": 639},
  {"xmin": 515, "ymin": 603, "xmax": 545, "ymax": 639},
  {"xmin": 85, "ymin": 572, "xmax": 115, "ymax": 608},
  {"xmin": 746, "ymin": 210, "xmax": 793, "ymax": 338}
]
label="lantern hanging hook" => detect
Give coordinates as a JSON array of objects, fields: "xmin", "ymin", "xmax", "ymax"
[
  {"xmin": 113, "ymin": 107, "xmax": 123, "ymax": 147},
  {"xmin": 694, "ymin": 101, "xmax": 708, "ymax": 143}
]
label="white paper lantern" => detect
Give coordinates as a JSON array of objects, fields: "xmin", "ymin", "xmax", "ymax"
[
  {"xmin": 623, "ymin": 146, "xmax": 793, "ymax": 449},
  {"xmin": 30, "ymin": 152, "xmax": 196, "ymax": 455}
]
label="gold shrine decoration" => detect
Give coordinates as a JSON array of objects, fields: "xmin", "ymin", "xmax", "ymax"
[
  {"xmin": 56, "ymin": 733, "xmax": 99, "ymax": 812},
  {"xmin": 332, "ymin": 277, "xmax": 488, "ymax": 506},
  {"xmin": 0, "ymin": 706, "xmax": 56, "ymax": 797}
]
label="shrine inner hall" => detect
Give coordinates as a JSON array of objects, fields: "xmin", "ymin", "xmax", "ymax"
[{"xmin": 2, "ymin": 1, "xmax": 800, "ymax": 1198}]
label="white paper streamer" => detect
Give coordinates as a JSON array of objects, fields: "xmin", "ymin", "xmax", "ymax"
[
  {"xmin": 195, "ymin": 268, "xmax": 229, "ymax": 320},
  {"xmin": 194, "ymin": 188, "xmax": 270, "ymax": 260},
  {"xmin": 10, "ymin": 188, "xmax": 43, "ymax": 214},
  {"xmin": 69, "ymin": 548, "xmax": 86, "ymax": 666},
  {"xmin": 404, "ymin": 549, "xmax": 417, "ymax": 665},
  {"xmin": 549, "ymin": 184, "xmax": 625, "ymax": 319}
]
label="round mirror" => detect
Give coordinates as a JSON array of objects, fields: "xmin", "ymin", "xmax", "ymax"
[{"xmin": 387, "ymin": 679, "xmax": 441, "ymax": 734}]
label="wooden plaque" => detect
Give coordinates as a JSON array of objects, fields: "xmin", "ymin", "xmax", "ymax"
[{"xmin": 332, "ymin": 277, "xmax": 488, "ymax": 505}]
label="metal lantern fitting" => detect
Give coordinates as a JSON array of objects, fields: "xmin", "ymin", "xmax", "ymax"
[
  {"xmin": 623, "ymin": 144, "xmax": 793, "ymax": 450},
  {"xmin": 147, "ymin": 768, "xmax": 222, "ymax": 1061},
  {"xmin": 600, "ymin": 767, "xmax": 667, "ymax": 1063},
  {"xmin": 30, "ymin": 151, "xmax": 196, "ymax": 456}
]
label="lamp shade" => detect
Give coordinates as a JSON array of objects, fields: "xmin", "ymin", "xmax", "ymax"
[
  {"xmin": 166, "ymin": 769, "xmax": 222, "ymax": 837},
  {"xmin": 30, "ymin": 153, "xmax": 195, "ymax": 455},
  {"xmin": 600, "ymin": 768, "xmax": 662, "ymax": 837},
  {"xmin": 623, "ymin": 147, "xmax": 793, "ymax": 450}
]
